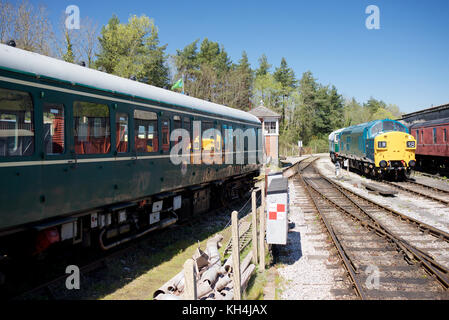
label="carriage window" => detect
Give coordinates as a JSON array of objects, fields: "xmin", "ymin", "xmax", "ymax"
[
  {"xmin": 202, "ymin": 121, "xmax": 214, "ymax": 151},
  {"xmin": 444, "ymin": 129, "xmax": 447, "ymax": 142},
  {"xmin": 416, "ymin": 130, "xmax": 419, "ymax": 144},
  {"xmin": 73, "ymin": 101, "xmax": 110, "ymax": 155},
  {"xmin": 43, "ymin": 103, "xmax": 64, "ymax": 154},
  {"xmin": 215, "ymin": 124, "xmax": 222, "ymax": 152},
  {"xmin": 183, "ymin": 117, "xmax": 191, "ymax": 153},
  {"xmin": 0, "ymin": 88, "xmax": 34, "ymax": 157},
  {"xmin": 116, "ymin": 113, "xmax": 128, "ymax": 153},
  {"xmin": 433, "ymin": 128, "xmax": 437, "ymax": 144},
  {"xmin": 134, "ymin": 109, "xmax": 158, "ymax": 153},
  {"xmin": 161, "ymin": 119, "xmax": 170, "ymax": 152}
]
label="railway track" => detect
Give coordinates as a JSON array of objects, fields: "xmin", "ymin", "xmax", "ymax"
[
  {"xmin": 382, "ymin": 179, "xmax": 449, "ymax": 206},
  {"xmin": 298, "ymin": 159, "xmax": 449, "ymax": 299}
]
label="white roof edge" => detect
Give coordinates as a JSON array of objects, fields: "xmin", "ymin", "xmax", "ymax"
[{"xmin": 0, "ymin": 44, "xmax": 260, "ymax": 125}]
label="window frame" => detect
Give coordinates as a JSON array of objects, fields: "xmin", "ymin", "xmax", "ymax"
[
  {"xmin": 42, "ymin": 102, "xmax": 66, "ymax": 157},
  {"xmin": 115, "ymin": 110, "xmax": 130, "ymax": 155},
  {"xmin": 0, "ymin": 84, "xmax": 36, "ymax": 160},
  {"xmin": 72, "ymin": 98, "xmax": 112, "ymax": 157},
  {"xmin": 133, "ymin": 107, "xmax": 160, "ymax": 155}
]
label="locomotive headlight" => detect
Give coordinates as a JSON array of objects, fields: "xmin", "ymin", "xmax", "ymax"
[
  {"xmin": 379, "ymin": 160, "xmax": 387, "ymax": 168},
  {"xmin": 407, "ymin": 141, "xmax": 415, "ymax": 148},
  {"xmin": 377, "ymin": 141, "xmax": 387, "ymax": 148},
  {"xmin": 409, "ymin": 160, "xmax": 416, "ymax": 167}
]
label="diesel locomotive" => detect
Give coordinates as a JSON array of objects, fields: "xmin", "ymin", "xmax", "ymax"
[
  {"xmin": 329, "ymin": 119, "xmax": 416, "ymax": 180},
  {"xmin": 0, "ymin": 43, "xmax": 263, "ymax": 260}
]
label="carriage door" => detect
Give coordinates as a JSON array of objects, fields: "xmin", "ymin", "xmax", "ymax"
[{"xmin": 161, "ymin": 117, "xmax": 170, "ymax": 153}]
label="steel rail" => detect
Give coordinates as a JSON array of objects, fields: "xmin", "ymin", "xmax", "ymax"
[
  {"xmin": 297, "ymin": 173, "xmax": 367, "ymax": 299},
  {"xmin": 306, "ymin": 167, "xmax": 449, "ymax": 290},
  {"xmin": 406, "ymin": 179, "xmax": 449, "ymax": 195},
  {"xmin": 382, "ymin": 180, "xmax": 449, "ymax": 206},
  {"xmin": 321, "ymin": 175, "xmax": 449, "ymax": 244}
]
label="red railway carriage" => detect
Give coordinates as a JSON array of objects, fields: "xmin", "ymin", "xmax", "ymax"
[{"xmin": 409, "ymin": 117, "xmax": 449, "ymax": 173}]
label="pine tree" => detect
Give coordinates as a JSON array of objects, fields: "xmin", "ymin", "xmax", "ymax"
[
  {"xmin": 274, "ymin": 58, "xmax": 297, "ymax": 129},
  {"xmin": 256, "ymin": 54, "xmax": 271, "ymax": 77}
]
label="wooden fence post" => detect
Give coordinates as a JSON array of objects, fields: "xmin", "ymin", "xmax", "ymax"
[
  {"xmin": 183, "ymin": 258, "xmax": 197, "ymax": 300},
  {"xmin": 251, "ymin": 190, "xmax": 258, "ymax": 265},
  {"xmin": 259, "ymin": 184, "xmax": 266, "ymax": 272},
  {"xmin": 231, "ymin": 210, "xmax": 241, "ymax": 300}
]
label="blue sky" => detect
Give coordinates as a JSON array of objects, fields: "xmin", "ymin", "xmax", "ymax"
[{"xmin": 36, "ymin": 0, "xmax": 449, "ymax": 113}]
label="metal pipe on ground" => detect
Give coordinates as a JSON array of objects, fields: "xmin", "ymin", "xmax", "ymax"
[
  {"xmin": 153, "ymin": 269, "xmax": 184, "ymax": 298},
  {"xmin": 215, "ymin": 274, "xmax": 232, "ymax": 291},
  {"xmin": 153, "ymin": 293, "xmax": 182, "ymax": 300},
  {"xmin": 206, "ymin": 234, "xmax": 223, "ymax": 266}
]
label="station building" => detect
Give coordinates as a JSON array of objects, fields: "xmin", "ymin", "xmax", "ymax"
[{"xmin": 247, "ymin": 105, "xmax": 281, "ymax": 165}]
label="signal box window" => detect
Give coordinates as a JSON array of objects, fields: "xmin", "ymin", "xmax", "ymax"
[
  {"xmin": 134, "ymin": 109, "xmax": 158, "ymax": 153},
  {"xmin": 0, "ymin": 88, "xmax": 34, "ymax": 157},
  {"xmin": 116, "ymin": 113, "xmax": 128, "ymax": 153},
  {"xmin": 264, "ymin": 121, "xmax": 277, "ymax": 135},
  {"xmin": 73, "ymin": 101, "xmax": 110, "ymax": 154},
  {"xmin": 43, "ymin": 103, "xmax": 64, "ymax": 154}
]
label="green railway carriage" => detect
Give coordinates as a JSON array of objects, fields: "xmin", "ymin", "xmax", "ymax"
[
  {"xmin": 334, "ymin": 119, "xmax": 416, "ymax": 179},
  {"xmin": 0, "ymin": 44, "xmax": 262, "ymax": 256}
]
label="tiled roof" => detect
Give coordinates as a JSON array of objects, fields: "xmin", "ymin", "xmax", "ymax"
[{"xmin": 247, "ymin": 105, "xmax": 281, "ymax": 118}]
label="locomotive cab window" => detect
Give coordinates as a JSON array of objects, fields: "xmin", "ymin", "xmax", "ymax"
[
  {"xmin": 43, "ymin": 103, "xmax": 65, "ymax": 155},
  {"xmin": 134, "ymin": 109, "xmax": 158, "ymax": 153},
  {"xmin": 0, "ymin": 88, "xmax": 34, "ymax": 157},
  {"xmin": 73, "ymin": 101, "xmax": 110, "ymax": 155}
]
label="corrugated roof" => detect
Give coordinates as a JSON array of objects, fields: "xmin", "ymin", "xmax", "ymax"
[{"xmin": 409, "ymin": 116, "xmax": 449, "ymax": 128}]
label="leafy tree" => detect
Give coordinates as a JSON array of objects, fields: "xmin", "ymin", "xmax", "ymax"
[
  {"xmin": 252, "ymin": 73, "xmax": 282, "ymax": 111},
  {"xmin": 371, "ymin": 107, "xmax": 394, "ymax": 121},
  {"xmin": 364, "ymin": 97, "xmax": 387, "ymax": 115},
  {"xmin": 96, "ymin": 15, "xmax": 169, "ymax": 88}
]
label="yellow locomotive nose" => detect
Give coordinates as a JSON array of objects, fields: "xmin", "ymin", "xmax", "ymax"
[{"xmin": 374, "ymin": 131, "xmax": 416, "ymax": 168}]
